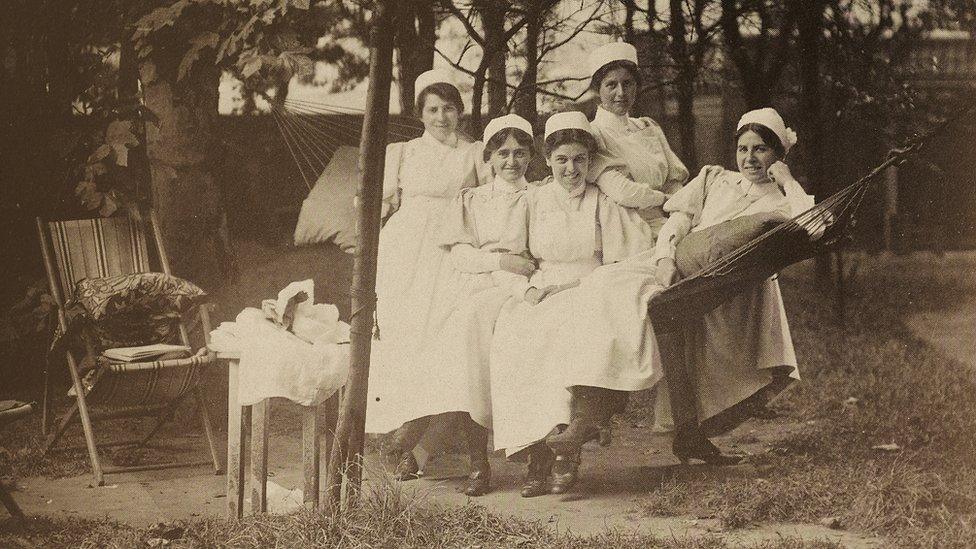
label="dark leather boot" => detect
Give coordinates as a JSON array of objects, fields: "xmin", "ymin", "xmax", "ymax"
[
  {"xmin": 463, "ymin": 420, "xmax": 491, "ymax": 496},
  {"xmin": 549, "ymin": 452, "xmax": 580, "ymax": 494},
  {"xmin": 387, "ymin": 417, "xmax": 430, "ymax": 481},
  {"xmin": 520, "ymin": 443, "xmax": 553, "ymax": 498},
  {"xmin": 671, "ymin": 429, "xmax": 743, "ymax": 466},
  {"xmin": 546, "ymin": 386, "xmax": 613, "ymax": 457}
]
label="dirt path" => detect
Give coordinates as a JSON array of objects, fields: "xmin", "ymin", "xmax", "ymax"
[{"xmin": 8, "ymin": 420, "xmax": 883, "ymax": 547}]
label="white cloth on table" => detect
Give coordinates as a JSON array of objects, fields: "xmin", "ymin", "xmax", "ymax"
[
  {"xmin": 210, "ymin": 308, "xmax": 349, "ymax": 407},
  {"xmin": 489, "ymin": 180, "xmax": 654, "ymax": 455},
  {"xmin": 365, "ymin": 131, "xmax": 487, "ymax": 434}
]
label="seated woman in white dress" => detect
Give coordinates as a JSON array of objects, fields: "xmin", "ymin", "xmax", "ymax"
[
  {"xmin": 544, "ymin": 108, "xmax": 815, "ymax": 478},
  {"xmin": 420, "ymin": 114, "xmax": 537, "ymax": 496},
  {"xmin": 488, "ymin": 112, "xmax": 655, "ymax": 498},
  {"xmin": 586, "ymin": 41, "xmax": 688, "ymax": 235},
  {"xmin": 365, "ymin": 69, "xmax": 488, "ymax": 480}
]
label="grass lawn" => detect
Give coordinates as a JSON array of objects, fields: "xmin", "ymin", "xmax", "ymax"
[
  {"xmin": 2, "ymin": 249, "xmax": 975, "ymax": 547},
  {"xmin": 630, "ymin": 252, "xmax": 976, "ymax": 547}
]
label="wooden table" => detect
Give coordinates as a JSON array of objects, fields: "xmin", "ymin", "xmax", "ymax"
[{"xmin": 218, "ymin": 351, "xmax": 339, "ymax": 519}]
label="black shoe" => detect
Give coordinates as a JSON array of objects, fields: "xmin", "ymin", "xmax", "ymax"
[
  {"xmin": 549, "ymin": 453, "xmax": 579, "ymax": 494},
  {"xmin": 393, "ymin": 452, "xmax": 421, "ymax": 481},
  {"xmin": 463, "ymin": 467, "xmax": 491, "ymax": 496},
  {"xmin": 520, "ymin": 445, "xmax": 553, "ymax": 498},
  {"xmin": 672, "ymin": 433, "xmax": 743, "ymax": 466}
]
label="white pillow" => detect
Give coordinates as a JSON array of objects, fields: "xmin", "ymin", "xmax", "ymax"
[{"xmin": 293, "ymin": 145, "xmax": 360, "ymax": 253}]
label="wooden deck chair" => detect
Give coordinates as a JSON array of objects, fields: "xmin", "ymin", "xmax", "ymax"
[
  {"xmin": 0, "ymin": 400, "xmax": 33, "ymax": 520},
  {"xmin": 36, "ymin": 209, "xmax": 222, "ymax": 486}
]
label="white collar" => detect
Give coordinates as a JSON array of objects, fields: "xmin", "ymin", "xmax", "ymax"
[
  {"xmin": 421, "ymin": 130, "xmax": 459, "ymax": 149},
  {"xmin": 593, "ymin": 106, "xmax": 632, "ymax": 132},
  {"xmin": 491, "ymin": 175, "xmax": 528, "ymax": 194}
]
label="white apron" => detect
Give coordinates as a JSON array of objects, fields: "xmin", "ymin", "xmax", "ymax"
[{"xmin": 365, "ymin": 133, "xmax": 484, "ymax": 434}]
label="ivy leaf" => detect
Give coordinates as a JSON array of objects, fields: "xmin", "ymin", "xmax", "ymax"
[
  {"xmin": 75, "ymin": 180, "xmax": 97, "ymax": 197},
  {"xmin": 89, "ymin": 144, "xmax": 112, "ymax": 163},
  {"xmin": 76, "ymin": 182, "xmax": 104, "ymax": 211},
  {"xmin": 139, "ymin": 62, "xmax": 157, "ymax": 84},
  {"xmin": 84, "ymin": 162, "xmax": 108, "ymax": 180},
  {"xmin": 178, "ymin": 32, "xmax": 221, "ymax": 81},
  {"xmin": 241, "ymin": 55, "xmax": 263, "ymax": 78},
  {"xmin": 279, "ymin": 52, "xmax": 314, "ymax": 78},
  {"xmin": 290, "ymin": 0, "xmax": 310, "ymax": 10},
  {"xmin": 106, "ymin": 120, "xmax": 138, "ymax": 147},
  {"xmin": 99, "ymin": 194, "xmax": 119, "ymax": 217}
]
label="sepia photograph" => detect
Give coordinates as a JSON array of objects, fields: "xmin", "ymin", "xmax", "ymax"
[{"xmin": 1, "ymin": 0, "xmax": 974, "ymax": 547}]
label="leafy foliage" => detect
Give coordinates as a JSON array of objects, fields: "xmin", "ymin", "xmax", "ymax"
[{"xmin": 132, "ymin": 0, "xmax": 370, "ymax": 106}]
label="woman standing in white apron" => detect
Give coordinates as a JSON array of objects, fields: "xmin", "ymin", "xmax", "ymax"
[
  {"xmin": 540, "ymin": 41, "xmax": 692, "ymax": 486},
  {"xmin": 365, "ymin": 70, "xmax": 487, "ymax": 480},
  {"xmin": 587, "ymin": 41, "xmax": 689, "ymax": 235}
]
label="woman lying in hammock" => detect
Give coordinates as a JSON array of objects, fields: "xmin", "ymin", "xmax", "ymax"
[{"xmin": 500, "ymin": 107, "xmax": 816, "ymax": 495}]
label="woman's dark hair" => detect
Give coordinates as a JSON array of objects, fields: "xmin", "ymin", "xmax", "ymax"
[
  {"xmin": 544, "ymin": 128, "xmax": 597, "ymax": 157},
  {"xmin": 589, "ymin": 60, "xmax": 642, "ymax": 92},
  {"xmin": 416, "ymin": 82, "xmax": 464, "ymax": 113},
  {"xmin": 734, "ymin": 123, "xmax": 785, "ymax": 158},
  {"xmin": 483, "ymin": 127, "xmax": 535, "ymax": 162}
]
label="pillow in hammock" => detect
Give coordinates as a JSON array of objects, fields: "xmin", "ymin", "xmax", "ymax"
[
  {"xmin": 293, "ymin": 145, "xmax": 359, "ymax": 253},
  {"xmin": 674, "ymin": 211, "xmax": 789, "ymax": 277}
]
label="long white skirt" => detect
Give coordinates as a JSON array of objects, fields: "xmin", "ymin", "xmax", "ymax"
[
  {"xmin": 365, "ymin": 198, "xmax": 484, "ymax": 434},
  {"xmin": 419, "ymin": 283, "xmax": 513, "ymax": 430},
  {"xmin": 489, "ymin": 258, "xmax": 664, "ymax": 456},
  {"xmin": 689, "ymin": 276, "xmax": 800, "ymax": 434}
]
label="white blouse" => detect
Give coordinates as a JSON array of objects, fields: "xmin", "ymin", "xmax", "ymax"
[
  {"xmin": 382, "ymin": 131, "xmax": 484, "ymax": 215},
  {"xmin": 441, "ymin": 175, "xmax": 529, "ymax": 273}
]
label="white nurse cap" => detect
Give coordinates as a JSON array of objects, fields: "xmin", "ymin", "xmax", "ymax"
[
  {"xmin": 414, "ymin": 69, "xmax": 457, "ymax": 102},
  {"xmin": 588, "ymin": 42, "xmax": 639, "ymax": 78},
  {"xmin": 483, "ymin": 114, "xmax": 534, "ymax": 143},
  {"xmin": 544, "ymin": 111, "xmax": 592, "ymax": 140},
  {"xmin": 736, "ymin": 107, "xmax": 798, "ymax": 154}
]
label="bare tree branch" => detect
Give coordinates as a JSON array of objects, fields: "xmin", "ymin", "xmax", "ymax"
[{"xmin": 434, "ymin": 45, "xmax": 580, "ymax": 101}]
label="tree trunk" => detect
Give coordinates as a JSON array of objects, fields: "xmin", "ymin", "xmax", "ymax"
[
  {"xmin": 480, "ymin": 0, "xmax": 507, "ymax": 121},
  {"xmin": 720, "ymin": 0, "xmax": 796, "ymax": 109},
  {"xmin": 140, "ymin": 59, "xmax": 231, "ymax": 286},
  {"xmin": 470, "ymin": 62, "xmax": 488, "ymax": 134},
  {"xmin": 326, "ymin": 0, "xmax": 395, "ymax": 506},
  {"xmin": 623, "ymin": 0, "xmax": 637, "ymax": 43},
  {"xmin": 798, "ymin": 1, "xmax": 832, "ymax": 291},
  {"xmin": 512, "ymin": 1, "xmax": 542, "ymax": 121},
  {"xmin": 670, "ymin": 0, "xmax": 698, "ymax": 167},
  {"xmin": 394, "ymin": 0, "xmax": 435, "ymax": 116}
]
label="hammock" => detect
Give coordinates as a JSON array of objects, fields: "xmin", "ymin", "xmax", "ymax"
[{"xmin": 266, "ymin": 96, "xmax": 964, "ymax": 333}]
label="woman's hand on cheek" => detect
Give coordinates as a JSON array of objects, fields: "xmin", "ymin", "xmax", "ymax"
[{"xmin": 767, "ymin": 161, "xmax": 795, "ymax": 188}]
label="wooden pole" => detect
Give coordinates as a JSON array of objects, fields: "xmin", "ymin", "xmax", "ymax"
[{"xmin": 326, "ymin": 0, "xmax": 395, "ymax": 508}]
